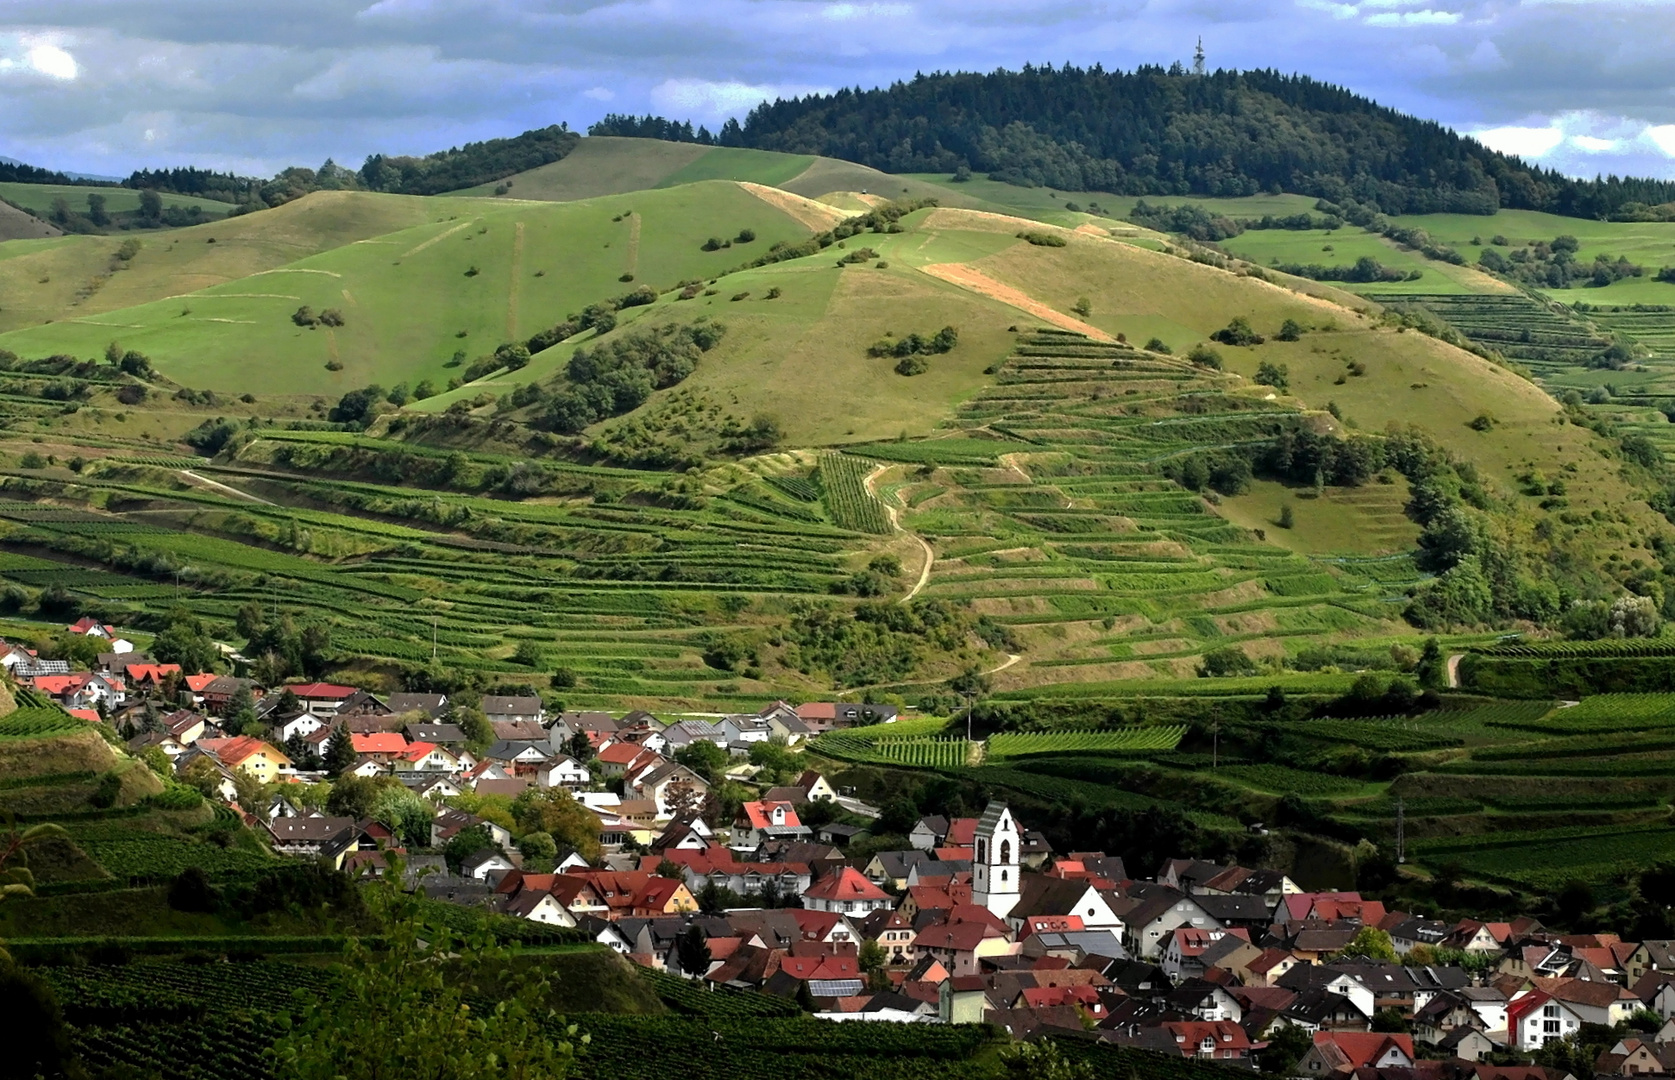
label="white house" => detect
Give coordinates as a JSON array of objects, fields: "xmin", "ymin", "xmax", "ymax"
[{"xmin": 535, "ymin": 756, "xmax": 590, "ymax": 789}]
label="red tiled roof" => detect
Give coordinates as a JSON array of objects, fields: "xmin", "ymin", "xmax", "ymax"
[
  {"xmin": 597, "ymin": 741, "xmax": 659, "ymax": 765},
  {"xmin": 199, "ymin": 735, "xmax": 289, "ymax": 767},
  {"xmin": 1313, "ymin": 1032, "xmax": 1415, "ymax": 1068},
  {"xmin": 742, "ymin": 800, "xmax": 803, "ymax": 831},
  {"xmin": 287, "ymin": 682, "xmax": 358, "ymax": 699},
  {"xmin": 125, "ymin": 664, "xmax": 182, "ymax": 683},
  {"xmin": 352, "ymin": 732, "xmax": 408, "ymax": 754},
  {"xmin": 944, "ymin": 818, "xmax": 979, "ymax": 846},
  {"xmin": 184, "ymin": 673, "xmax": 219, "ymax": 692},
  {"xmin": 795, "ymin": 703, "xmax": 837, "ymax": 720},
  {"xmin": 67, "ymin": 708, "xmax": 102, "ymax": 722},
  {"xmin": 803, "ymin": 867, "xmax": 888, "ymax": 902},
  {"xmin": 31, "ymin": 674, "xmax": 94, "ymax": 694},
  {"xmin": 399, "ymin": 741, "xmax": 443, "ymax": 762}
]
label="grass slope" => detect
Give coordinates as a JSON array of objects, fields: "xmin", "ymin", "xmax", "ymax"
[
  {"xmin": 0, "ymin": 183, "xmax": 230, "ymax": 219},
  {"xmin": 0, "ymin": 182, "xmax": 823, "ymax": 396},
  {"xmin": 0, "ymin": 191, "xmax": 496, "ymax": 335}
]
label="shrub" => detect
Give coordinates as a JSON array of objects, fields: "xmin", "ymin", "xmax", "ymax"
[
  {"xmin": 736, "ymin": 228, "xmax": 755, "ymax": 243},
  {"xmin": 896, "ymin": 355, "xmax": 929, "ymax": 376},
  {"xmin": 1276, "ymin": 318, "xmax": 1305, "ymax": 341},
  {"xmin": 1200, "ymin": 646, "xmax": 1258, "ymax": 677},
  {"xmin": 1468, "ymin": 413, "xmax": 1495, "ymax": 431},
  {"xmin": 1187, "ymin": 344, "xmax": 1223, "ymax": 370},
  {"xmin": 1144, "ymin": 337, "xmax": 1172, "ymax": 354},
  {"xmin": 701, "ymin": 237, "xmax": 727, "ymax": 251},
  {"xmin": 1212, "ymin": 316, "xmax": 1264, "ymax": 346},
  {"xmin": 765, "ymin": 287, "xmax": 782, "ymax": 299},
  {"xmin": 1016, "ymin": 230, "xmax": 1066, "ymax": 247},
  {"xmin": 618, "ymin": 273, "xmax": 634, "ymax": 282},
  {"xmin": 1278, "ymin": 503, "xmax": 1295, "ymax": 529},
  {"xmin": 1255, "ymin": 361, "xmax": 1289, "ymax": 391},
  {"xmin": 1072, "ymin": 297, "xmax": 1092, "ymax": 317},
  {"xmin": 291, "ymin": 306, "xmax": 317, "ymax": 327}
]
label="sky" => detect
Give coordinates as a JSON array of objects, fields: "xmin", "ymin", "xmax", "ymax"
[{"xmin": 1, "ymin": 0, "xmax": 1673, "ymax": 182}]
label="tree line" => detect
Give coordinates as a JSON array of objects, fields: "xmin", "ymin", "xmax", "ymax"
[{"xmin": 604, "ymin": 64, "xmax": 1675, "ymax": 220}]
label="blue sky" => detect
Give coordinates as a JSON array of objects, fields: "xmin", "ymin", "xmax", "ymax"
[{"xmin": 1, "ymin": 0, "xmax": 1672, "ymax": 181}]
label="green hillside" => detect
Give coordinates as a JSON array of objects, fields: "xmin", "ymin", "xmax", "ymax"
[
  {"xmin": 0, "ymin": 182, "xmax": 231, "ymax": 220},
  {"xmin": 0, "ymin": 182, "xmax": 828, "ymax": 395},
  {"xmin": 0, "ymin": 192, "xmax": 1661, "ymax": 708},
  {"xmin": 454, "ymin": 135, "xmax": 976, "ymax": 210},
  {"xmin": 0, "ymin": 191, "xmax": 498, "ymax": 335}
]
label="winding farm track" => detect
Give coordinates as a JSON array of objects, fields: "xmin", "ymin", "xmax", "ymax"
[
  {"xmin": 862, "ymin": 463, "xmax": 935, "ymax": 603},
  {"xmin": 1446, "ymin": 653, "xmax": 1465, "ymax": 688}
]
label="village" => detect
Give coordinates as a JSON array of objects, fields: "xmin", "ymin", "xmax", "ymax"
[{"xmin": 15, "ymin": 618, "xmax": 1675, "ymax": 1079}]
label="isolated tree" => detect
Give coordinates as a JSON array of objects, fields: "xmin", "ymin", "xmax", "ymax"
[
  {"xmin": 674, "ymin": 740, "xmax": 727, "ymax": 783},
  {"xmin": 674, "ymin": 926, "xmax": 711, "ymax": 979},
  {"xmin": 86, "ymin": 193, "xmax": 110, "ymax": 227},
  {"xmin": 322, "ymin": 725, "xmax": 356, "ymax": 777},
  {"xmin": 137, "ymin": 189, "xmax": 162, "ymax": 223}
]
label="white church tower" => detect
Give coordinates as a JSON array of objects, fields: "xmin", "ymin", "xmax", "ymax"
[{"xmin": 973, "ymin": 801, "xmax": 1021, "ymax": 919}]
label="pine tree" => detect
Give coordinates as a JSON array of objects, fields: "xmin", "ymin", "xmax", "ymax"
[{"xmin": 324, "ymin": 724, "xmax": 356, "ymax": 776}]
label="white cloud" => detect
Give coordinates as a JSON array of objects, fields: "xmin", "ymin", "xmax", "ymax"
[
  {"xmin": 583, "ymin": 86, "xmax": 614, "ymax": 101},
  {"xmin": 822, "ymin": 3, "xmax": 913, "ymax": 20},
  {"xmin": 0, "ymin": 37, "xmax": 80, "ymax": 80},
  {"xmin": 1648, "ymin": 126, "xmax": 1675, "ymax": 157},
  {"xmin": 1570, "ymin": 134, "xmax": 1618, "ymax": 152},
  {"xmin": 650, "ymin": 78, "xmax": 825, "ymax": 121},
  {"xmin": 1473, "ymin": 123, "xmax": 1564, "ymax": 157},
  {"xmin": 1464, "ymin": 39, "xmax": 1505, "ymax": 71},
  {"xmin": 1364, "ymin": 9, "xmax": 1462, "ymax": 26}
]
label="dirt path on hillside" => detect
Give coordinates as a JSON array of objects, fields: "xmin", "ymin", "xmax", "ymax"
[
  {"xmin": 624, "ymin": 213, "xmax": 640, "ymax": 277},
  {"xmin": 863, "ymin": 463, "xmax": 936, "ymax": 604},
  {"xmin": 1446, "ymin": 653, "xmax": 1464, "ymax": 688},
  {"xmin": 399, "ymin": 220, "xmax": 473, "ymax": 258},
  {"xmin": 180, "ymin": 470, "xmax": 274, "ymax": 506},
  {"xmin": 920, "ymin": 263, "xmax": 1115, "ymax": 341},
  {"xmin": 508, "ymin": 221, "xmax": 525, "ymax": 339},
  {"xmin": 737, "ymin": 182, "xmax": 851, "ymax": 231}
]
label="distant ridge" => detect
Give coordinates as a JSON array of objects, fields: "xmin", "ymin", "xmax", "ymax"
[{"xmin": 591, "ymin": 64, "xmax": 1675, "ymax": 221}]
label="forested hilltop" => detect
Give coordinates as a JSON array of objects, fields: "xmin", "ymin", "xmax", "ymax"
[{"xmin": 594, "ymin": 64, "xmax": 1675, "ymax": 219}]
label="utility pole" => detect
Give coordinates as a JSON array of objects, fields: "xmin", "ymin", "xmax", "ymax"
[
  {"xmin": 432, "ymin": 614, "xmax": 439, "ymax": 661},
  {"xmin": 1193, "ymin": 37, "xmax": 1206, "ymax": 77},
  {"xmin": 1396, "ymin": 798, "xmax": 1406, "ymax": 864},
  {"xmin": 1210, "ymin": 718, "xmax": 1220, "ymax": 769}
]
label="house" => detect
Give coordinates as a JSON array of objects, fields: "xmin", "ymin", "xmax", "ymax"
[
  {"xmin": 351, "ymin": 731, "xmax": 409, "ymax": 763},
  {"xmin": 483, "ymin": 740, "xmax": 553, "ymax": 772},
  {"xmin": 387, "ymin": 693, "xmax": 449, "ymax": 719},
  {"xmin": 802, "ymin": 867, "xmax": 892, "ymax": 916},
  {"xmin": 277, "ymin": 713, "xmax": 326, "ymax": 743},
  {"xmin": 400, "ymin": 773, "xmax": 464, "ymax": 802},
  {"xmin": 719, "ymin": 715, "xmax": 774, "ymax": 744},
  {"xmin": 533, "ymin": 755, "xmax": 590, "ymax": 789},
  {"xmin": 1150, "ymin": 1020, "xmax": 1254, "ymax": 1062},
  {"xmin": 735, "ymin": 801, "xmax": 810, "ymax": 849},
  {"xmin": 393, "ymin": 741, "xmax": 460, "ymax": 773},
  {"xmin": 1161, "ymin": 927, "xmax": 1249, "ymax": 981},
  {"xmin": 161, "ymin": 710, "xmax": 208, "ymax": 745},
  {"xmin": 122, "ymin": 663, "xmax": 182, "ymax": 692},
  {"xmin": 1439, "ymin": 1028, "xmax": 1500, "ymax": 1063},
  {"xmin": 595, "ymin": 740, "xmax": 664, "ymax": 779},
  {"xmin": 432, "ymin": 808, "xmax": 513, "ymax": 850},
  {"xmin": 659, "ymin": 719, "xmax": 726, "ymax": 750},
  {"xmin": 461, "ymin": 849, "xmax": 516, "ymax": 881},
  {"xmin": 1296, "ymin": 1032, "xmax": 1415, "ymax": 1077},
  {"xmin": 195, "ymin": 736, "xmax": 291, "ymax": 783},
  {"xmin": 763, "ymin": 710, "xmax": 814, "ymax": 744},
  {"xmin": 1507, "ymin": 991, "xmax": 1588, "ymax": 1050},
  {"xmin": 481, "ymin": 695, "xmax": 543, "ymax": 725},
  {"xmin": 502, "ymin": 889, "xmax": 577, "ymax": 927},
  {"xmin": 913, "ymin": 914, "xmax": 1014, "ymax": 978},
  {"xmin": 1596, "ymin": 1039, "xmax": 1666, "ymax": 1077},
  {"xmin": 405, "ymin": 722, "xmax": 466, "ymax": 746},
  {"xmin": 633, "ymin": 762, "xmax": 710, "ymax": 819},
  {"xmin": 860, "ymin": 909, "xmax": 918, "ymax": 965},
  {"xmin": 794, "ymin": 702, "xmax": 899, "ymax": 730},
  {"xmin": 31, "ymin": 672, "xmax": 124, "ymax": 709},
  {"xmin": 286, "ymin": 682, "xmax": 359, "ymax": 717},
  {"xmin": 267, "ymin": 816, "xmax": 357, "ymax": 857},
  {"xmin": 67, "ymin": 616, "xmax": 119, "ymax": 639},
  {"xmin": 1115, "ymin": 887, "xmax": 1218, "ymax": 959}
]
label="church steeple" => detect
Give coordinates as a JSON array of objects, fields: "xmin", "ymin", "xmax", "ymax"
[{"xmin": 973, "ymin": 801, "xmax": 1021, "ymax": 919}]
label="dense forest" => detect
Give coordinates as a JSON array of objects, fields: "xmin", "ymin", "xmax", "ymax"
[
  {"xmin": 0, "ymin": 159, "xmax": 82, "ymax": 185},
  {"xmin": 593, "ymin": 64, "xmax": 1675, "ymax": 219}
]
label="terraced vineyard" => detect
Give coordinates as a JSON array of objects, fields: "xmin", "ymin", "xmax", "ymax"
[
  {"xmin": 1374, "ymin": 293, "xmax": 1610, "ymax": 375},
  {"xmin": 882, "ymin": 329, "xmax": 1417, "ymax": 695},
  {"xmin": 986, "ymin": 726, "xmax": 1186, "ymax": 759}
]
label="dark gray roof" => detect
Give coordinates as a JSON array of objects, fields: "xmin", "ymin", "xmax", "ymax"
[
  {"xmin": 388, "ymin": 693, "xmax": 448, "ymax": 718},
  {"xmin": 481, "ymin": 695, "xmax": 542, "ymax": 715},
  {"xmin": 406, "ymin": 723, "xmax": 466, "ymax": 744}
]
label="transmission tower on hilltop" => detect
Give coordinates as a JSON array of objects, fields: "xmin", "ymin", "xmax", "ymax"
[{"xmin": 1193, "ymin": 37, "xmax": 1206, "ymax": 76}]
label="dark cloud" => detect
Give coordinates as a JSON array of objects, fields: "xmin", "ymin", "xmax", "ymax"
[{"xmin": 1, "ymin": 0, "xmax": 1672, "ymax": 179}]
